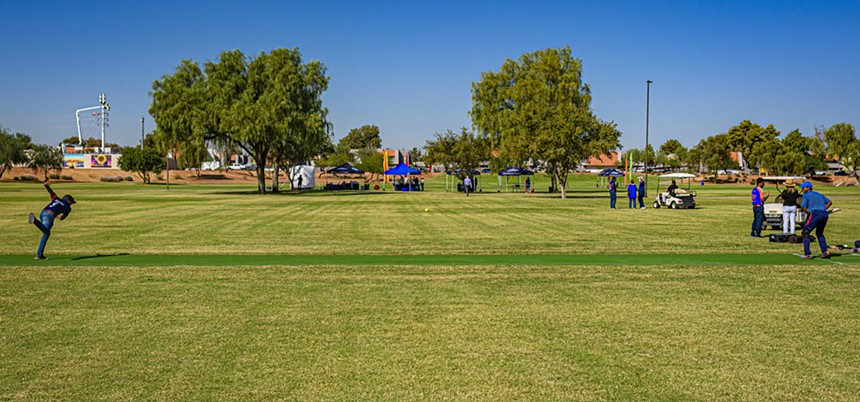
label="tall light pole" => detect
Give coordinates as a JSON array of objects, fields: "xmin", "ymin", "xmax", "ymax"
[
  {"xmin": 645, "ymin": 80, "xmax": 653, "ymax": 190},
  {"xmin": 140, "ymin": 116, "xmax": 145, "ymax": 148}
]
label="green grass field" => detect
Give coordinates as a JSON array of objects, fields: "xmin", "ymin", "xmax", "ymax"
[{"xmin": 2, "ymin": 174, "xmax": 859, "ymax": 399}]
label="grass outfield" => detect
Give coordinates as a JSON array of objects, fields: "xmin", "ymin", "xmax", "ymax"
[
  {"xmin": 1, "ymin": 175, "xmax": 858, "ymax": 256},
  {"xmin": 2, "ymin": 175, "xmax": 859, "ymax": 399},
  {"xmin": 2, "ymin": 264, "xmax": 859, "ymax": 399}
]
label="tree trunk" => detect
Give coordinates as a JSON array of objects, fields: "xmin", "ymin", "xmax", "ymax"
[
  {"xmin": 256, "ymin": 164, "xmax": 266, "ymax": 194},
  {"xmin": 272, "ymin": 163, "xmax": 280, "ymax": 193},
  {"xmin": 557, "ymin": 173, "xmax": 567, "ymax": 199}
]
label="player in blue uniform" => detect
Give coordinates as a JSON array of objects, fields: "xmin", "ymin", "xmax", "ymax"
[
  {"xmin": 28, "ymin": 180, "xmax": 76, "ymax": 260},
  {"xmin": 799, "ymin": 181, "xmax": 831, "ymax": 259}
]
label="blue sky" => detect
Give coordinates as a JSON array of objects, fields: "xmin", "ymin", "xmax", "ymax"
[{"xmin": 1, "ymin": 1, "xmax": 858, "ymax": 151}]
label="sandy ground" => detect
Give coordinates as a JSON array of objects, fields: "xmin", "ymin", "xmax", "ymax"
[{"xmin": 0, "ymin": 166, "xmax": 414, "ymax": 186}]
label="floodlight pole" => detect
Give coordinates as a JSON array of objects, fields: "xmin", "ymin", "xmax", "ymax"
[
  {"xmin": 140, "ymin": 116, "xmax": 145, "ymax": 148},
  {"xmin": 645, "ymin": 80, "xmax": 653, "ymax": 191}
]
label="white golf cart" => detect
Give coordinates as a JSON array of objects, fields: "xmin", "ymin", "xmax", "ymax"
[
  {"xmin": 761, "ymin": 176, "xmax": 806, "ymax": 230},
  {"xmin": 652, "ymin": 173, "xmax": 697, "ymax": 209}
]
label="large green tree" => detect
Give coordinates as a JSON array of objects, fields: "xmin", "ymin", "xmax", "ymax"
[
  {"xmin": 150, "ymin": 48, "xmax": 330, "ymax": 194},
  {"xmin": 726, "ymin": 120, "xmax": 780, "ymax": 169},
  {"xmin": 0, "ymin": 127, "xmax": 31, "ymax": 180},
  {"xmin": 27, "ymin": 145, "xmax": 63, "ymax": 180},
  {"xmin": 263, "ymin": 49, "xmax": 332, "ymax": 193},
  {"xmin": 340, "ymin": 125, "xmax": 381, "ymax": 149},
  {"xmin": 471, "ymin": 46, "xmax": 621, "ymax": 198},
  {"xmin": 824, "ymin": 123, "xmax": 860, "ymax": 184},
  {"xmin": 658, "ymin": 139, "xmax": 687, "ymax": 170},
  {"xmin": 118, "ymin": 146, "xmax": 166, "ymax": 184},
  {"xmin": 689, "ymin": 134, "xmax": 736, "ymax": 177},
  {"xmin": 424, "ymin": 128, "xmax": 489, "ymax": 179}
]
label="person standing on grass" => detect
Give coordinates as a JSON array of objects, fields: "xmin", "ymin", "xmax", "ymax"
[
  {"xmin": 28, "ymin": 179, "xmax": 76, "ymax": 260},
  {"xmin": 637, "ymin": 176, "xmax": 646, "ymax": 209},
  {"xmin": 525, "ymin": 177, "xmax": 531, "ymax": 193},
  {"xmin": 750, "ymin": 177, "xmax": 769, "ymax": 238},
  {"xmin": 608, "ymin": 177, "xmax": 617, "ymax": 209},
  {"xmin": 799, "ymin": 181, "xmax": 831, "ymax": 259},
  {"xmin": 463, "ymin": 176, "xmax": 472, "ymax": 196},
  {"xmin": 627, "ymin": 180, "xmax": 637, "ymax": 208},
  {"xmin": 420, "ymin": 177, "xmax": 424, "ymax": 191},
  {"xmin": 776, "ymin": 179, "xmax": 799, "ymax": 235}
]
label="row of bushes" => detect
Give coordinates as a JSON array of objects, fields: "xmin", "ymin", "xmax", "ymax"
[
  {"xmin": 100, "ymin": 176, "xmax": 134, "ymax": 182},
  {"xmin": 14, "ymin": 174, "xmax": 75, "ymax": 181}
]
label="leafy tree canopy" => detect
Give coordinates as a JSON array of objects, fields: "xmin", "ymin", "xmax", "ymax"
[
  {"xmin": 0, "ymin": 126, "xmax": 31, "ymax": 180},
  {"xmin": 824, "ymin": 123, "xmax": 859, "ymax": 184},
  {"xmin": 118, "ymin": 146, "xmax": 166, "ymax": 184},
  {"xmin": 150, "ymin": 48, "xmax": 331, "ymax": 193},
  {"xmin": 424, "ymin": 128, "xmax": 489, "ymax": 179},
  {"xmin": 470, "ymin": 45, "xmax": 620, "ymax": 198},
  {"xmin": 339, "ymin": 125, "xmax": 381, "ymax": 149},
  {"xmin": 27, "ymin": 144, "xmax": 63, "ymax": 180},
  {"xmin": 726, "ymin": 120, "xmax": 780, "ymax": 168}
]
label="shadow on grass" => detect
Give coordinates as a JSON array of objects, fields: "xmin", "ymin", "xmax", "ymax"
[
  {"xmin": 205, "ymin": 189, "xmax": 403, "ymax": 197},
  {"xmin": 71, "ymin": 253, "xmax": 130, "ymax": 261}
]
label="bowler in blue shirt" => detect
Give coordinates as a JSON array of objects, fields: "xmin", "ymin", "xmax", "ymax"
[{"xmin": 799, "ymin": 181, "xmax": 831, "ymax": 259}]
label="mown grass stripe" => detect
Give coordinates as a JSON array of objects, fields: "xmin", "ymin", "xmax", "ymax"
[{"xmin": 1, "ymin": 253, "xmax": 858, "ymax": 267}]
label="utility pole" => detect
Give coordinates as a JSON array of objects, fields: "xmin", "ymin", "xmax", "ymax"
[
  {"xmin": 645, "ymin": 80, "xmax": 653, "ymax": 190},
  {"xmin": 140, "ymin": 116, "xmax": 145, "ymax": 148},
  {"xmin": 99, "ymin": 93, "xmax": 109, "ymax": 153}
]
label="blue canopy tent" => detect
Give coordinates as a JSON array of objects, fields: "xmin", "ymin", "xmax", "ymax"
[
  {"xmin": 497, "ymin": 166, "xmax": 534, "ymax": 192},
  {"xmin": 324, "ymin": 163, "xmax": 366, "ymax": 190},
  {"xmin": 384, "ymin": 163, "xmax": 421, "ymax": 191},
  {"xmin": 597, "ymin": 168, "xmax": 625, "ymax": 177},
  {"xmin": 597, "ymin": 168, "xmax": 625, "ymax": 189},
  {"xmin": 327, "ymin": 163, "xmax": 365, "ymax": 175}
]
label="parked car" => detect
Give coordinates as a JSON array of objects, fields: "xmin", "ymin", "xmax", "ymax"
[
  {"xmin": 226, "ymin": 163, "xmax": 245, "ymax": 170},
  {"xmin": 834, "ymin": 170, "xmax": 849, "ymax": 176}
]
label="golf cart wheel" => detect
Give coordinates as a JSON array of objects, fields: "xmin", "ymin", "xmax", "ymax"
[
  {"xmin": 653, "ymin": 201, "xmax": 660, "ymax": 209},
  {"xmin": 670, "ymin": 201, "xmax": 677, "ymax": 209}
]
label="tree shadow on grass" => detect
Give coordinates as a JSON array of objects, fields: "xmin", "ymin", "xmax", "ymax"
[
  {"xmin": 71, "ymin": 253, "xmax": 130, "ymax": 261},
  {"xmin": 205, "ymin": 189, "xmax": 401, "ymax": 197}
]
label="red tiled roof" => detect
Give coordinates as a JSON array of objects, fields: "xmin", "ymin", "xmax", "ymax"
[{"xmin": 586, "ymin": 152, "xmax": 619, "ymax": 166}]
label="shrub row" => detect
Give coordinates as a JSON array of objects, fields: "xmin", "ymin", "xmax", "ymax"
[{"xmin": 100, "ymin": 176, "xmax": 134, "ymax": 182}]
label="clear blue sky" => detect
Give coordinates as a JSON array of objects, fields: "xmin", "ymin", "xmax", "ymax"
[{"xmin": 1, "ymin": 0, "xmax": 858, "ymax": 151}]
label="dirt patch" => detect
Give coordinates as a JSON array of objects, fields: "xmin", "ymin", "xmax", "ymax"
[{"xmin": 1, "ymin": 167, "xmax": 438, "ymax": 186}]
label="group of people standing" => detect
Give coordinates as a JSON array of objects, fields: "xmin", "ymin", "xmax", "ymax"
[
  {"xmin": 608, "ymin": 177, "xmax": 647, "ymax": 209},
  {"xmin": 751, "ymin": 177, "xmax": 833, "ymax": 259}
]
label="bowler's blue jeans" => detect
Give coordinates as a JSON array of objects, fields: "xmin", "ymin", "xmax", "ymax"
[
  {"xmin": 751, "ymin": 205, "xmax": 764, "ymax": 236},
  {"xmin": 803, "ymin": 211, "xmax": 829, "ymax": 256},
  {"xmin": 33, "ymin": 212, "xmax": 54, "ymax": 257}
]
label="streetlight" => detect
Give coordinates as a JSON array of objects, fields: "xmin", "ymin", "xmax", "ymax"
[{"xmin": 645, "ymin": 80, "xmax": 653, "ymax": 190}]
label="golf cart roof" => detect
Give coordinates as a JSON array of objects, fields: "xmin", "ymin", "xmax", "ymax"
[{"xmin": 657, "ymin": 173, "xmax": 696, "ymax": 179}]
